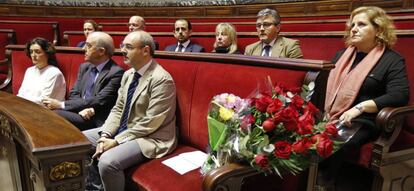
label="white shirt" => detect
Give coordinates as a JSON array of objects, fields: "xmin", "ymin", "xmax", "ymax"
[
  {"xmin": 17, "ymin": 65, "xmax": 66, "ymax": 105},
  {"xmin": 261, "ymin": 38, "xmax": 277, "ymax": 57},
  {"xmin": 175, "ymin": 40, "xmax": 191, "ymax": 52}
]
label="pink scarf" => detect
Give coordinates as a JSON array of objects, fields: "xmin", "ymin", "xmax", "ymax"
[{"xmin": 325, "ymin": 45, "xmax": 385, "ymax": 121}]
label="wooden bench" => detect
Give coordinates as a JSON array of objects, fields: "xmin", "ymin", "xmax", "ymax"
[
  {"xmin": 0, "ymin": 29, "xmax": 16, "ymax": 89},
  {"xmin": 3, "ymin": 44, "xmax": 333, "ymax": 191},
  {"xmin": 0, "ymin": 20, "xmax": 59, "ymax": 45},
  {"xmin": 64, "ymin": 29, "xmax": 413, "ymax": 62},
  {"xmin": 98, "ymin": 15, "xmax": 414, "ymax": 32}
]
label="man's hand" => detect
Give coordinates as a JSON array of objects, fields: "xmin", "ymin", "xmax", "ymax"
[
  {"xmin": 42, "ymin": 97, "xmax": 63, "ymax": 110},
  {"xmin": 92, "ymin": 137, "xmax": 119, "ymax": 159},
  {"xmin": 79, "ymin": 108, "xmax": 95, "ymax": 120}
]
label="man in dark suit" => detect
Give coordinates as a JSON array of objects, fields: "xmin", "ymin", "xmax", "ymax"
[
  {"xmin": 165, "ymin": 18, "xmax": 205, "ymax": 52},
  {"xmin": 43, "ymin": 31, "xmax": 124, "ymax": 130}
]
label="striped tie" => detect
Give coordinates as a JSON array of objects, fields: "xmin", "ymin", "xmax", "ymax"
[{"xmin": 117, "ymin": 72, "xmax": 141, "ymax": 134}]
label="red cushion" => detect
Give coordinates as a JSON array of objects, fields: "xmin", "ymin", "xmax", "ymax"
[
  {"xmin": 156, "ymin": 58, "xmax": 198, "ymax": 145},
  {"xmin": 132, "ymin": 145, "xmax": 203, "ymax": 191},
  {"xmin": 0, "ymin": 22, "xmax": 56, "ymax": 44}
]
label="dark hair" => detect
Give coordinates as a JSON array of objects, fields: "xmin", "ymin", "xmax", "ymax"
[
  {"xmin": 175, "ymin": 18, "xmax": 192, "ymax": 30},
  {"xmin": 25, "ymin": 37, "xmax": 58, "ymax": 67},
  {"xmin": 84, "ymin": 19, "xmax": 100, "ymax": 31}
]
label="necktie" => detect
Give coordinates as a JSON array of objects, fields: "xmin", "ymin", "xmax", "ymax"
[
  {"xmin": 263, "ymin": 45, "xmax": 272, "ymax": 57},
  {"xmin": 84, "ymin": 67, "xmax": 98, "ymax": 99},
  {"xmin": 177, "ymin": 44, "xmax": 184, "ymax": 52},
  {"xmin": 117, "ymin": 72, "xmax": 141, "ymax": 134}
]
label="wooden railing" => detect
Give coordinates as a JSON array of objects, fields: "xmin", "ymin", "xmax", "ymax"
[{"xmin": 0, "ymin": 91, "xmax": 91, "ymax": 191}]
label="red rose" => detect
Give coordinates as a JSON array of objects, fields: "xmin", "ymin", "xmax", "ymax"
[
  {"xmin": 266, "ymin": 98, "xmax": 283, "ymax": 114},
  {"xmin": 255, "ymin": 154, "xmax": 269, "ymax": 169},
  {"xmin": 316, "ymin": 138, "xmax": 334, "ymax": 158},
  {"xmin": 304, "ymin": 102, "xmax": 319, "ymax": 115},
  {"xmin": 254, "ymin": 94, "xmax": 273, "ymax": 112},
  {"xmin": 283, "ymin": 119, "xmax": 298, "ymax": 131},
  {"xmin": 292, "ymin": 138, "xmax": 312, "ymax": 154},
  {"xmin": 291, "ymin": 95, "xmax": 305, "ymax": 109},
  {"xmin": 262, "ymin": 118, "xmax": 275, "ymax": 132},
  {"xmin": 274, "ymin": 141, "xmax": 292, "ymax": 159},
  {"xmin": 311, "ymin": 133, "xmax": 329, "ymax": 144},
  {"xmin": 240, "ymin": 114, "xmax": 255, "ymax": 131},
  {"xmin": 296, "ymin": 120, "xmax": 313, "ymax": 135},
  {"xmin": 324, "ymin": 123, "xmax": 338, "ymax": 138},
  {"xmin": 299, "ymin": 111, "xmax": 315, "ymax": 125},
  {"xmin": 297, "ymin": 112, "xmax": 314, "ymax": 135},
  {"xmin": 274, "ymin": 106, "xmax": 299, "ymax": 123}
]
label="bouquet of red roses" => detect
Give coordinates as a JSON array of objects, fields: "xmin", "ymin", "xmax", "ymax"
[{"xmin": 202, "ymin": 79, "xmax": 341, "ymax": 177}]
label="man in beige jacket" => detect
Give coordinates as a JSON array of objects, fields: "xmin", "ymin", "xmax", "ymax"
[
  {"xmin": 83, "ymin": 31, "xmax": 177, "ymax": 191},
  {"xmin": 244, "ymin": 8, "xmax": 303, "ymax": 58}
]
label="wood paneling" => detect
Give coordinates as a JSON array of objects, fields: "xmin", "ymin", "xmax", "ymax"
[{"xmin": 0, "ymin": 0, "xmax": 411, "ymax": 18}]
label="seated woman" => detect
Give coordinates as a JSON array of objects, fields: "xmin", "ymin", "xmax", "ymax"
[
  {"xmin": 319, "ymin": 6, "xmax": 409, "ymax": 190},
  {"xmin": 17, "ymin": 37, "xmax": 66, "ymax": 105},
  {"xmin": 212, "ymin": 23, "xmax": 240, "ymax": 54},
  {"xmin": 77, "ymin": 19, "xmax": 99, "ymax": 48}
]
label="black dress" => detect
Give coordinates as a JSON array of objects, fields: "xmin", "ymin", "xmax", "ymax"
[{"xmin": 318, "ymin": 48, "xmax": 409, "ymax": 186}]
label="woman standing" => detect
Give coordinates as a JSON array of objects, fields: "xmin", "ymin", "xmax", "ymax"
[
  {"xmin": 17, "ymin": 37, "xmax": 66, "ymax": 105},
  {"xmin": 319, "ymin": 6, "xmax": 409, "ymax": 190}
]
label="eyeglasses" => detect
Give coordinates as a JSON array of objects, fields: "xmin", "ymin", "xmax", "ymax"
[{"xmin": 256, "ymin": 22, "xmax": 277, "ymax": 29}]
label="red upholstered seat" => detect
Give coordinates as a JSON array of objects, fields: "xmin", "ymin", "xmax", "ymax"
[{"xmin": 131, "ymin": 145, "xmax": 202, "ymax": 191}]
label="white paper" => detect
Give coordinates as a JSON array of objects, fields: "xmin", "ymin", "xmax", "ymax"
[{"xmin": 162, "ymin": 151, "xmax": 208, "ymax": 175}]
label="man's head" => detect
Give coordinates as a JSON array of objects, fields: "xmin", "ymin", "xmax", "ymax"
[
  {"xmin": 128, "ymin": 16, "xmax": 146, "ymax": 32},
  {"xmin": 83, "ymin": 31, "xmax": 114, "ymax": 65},
  {"xmin": 256, "ymin": 8, "xmax": 281, "ymax": 44},
  {"xmin": 173, "ymin": 19, "xmax": 192, "ymax": 43},
  {"xmin": 121, "ymin": 31, "xmax": 155, "ymax": 70}
]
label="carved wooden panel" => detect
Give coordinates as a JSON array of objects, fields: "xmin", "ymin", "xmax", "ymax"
[{"xmin": 0, "ymin": 0, "xmax": 411, "ymax": 18}]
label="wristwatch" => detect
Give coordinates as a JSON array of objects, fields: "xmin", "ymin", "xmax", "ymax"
[{"xmin": 354, "ymin": 104, "xmax": 363, "ymax": 113}]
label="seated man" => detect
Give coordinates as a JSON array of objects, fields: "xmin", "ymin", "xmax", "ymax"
[
  {"xmin": 165, "ymin": 18, "xmax": 205, "ymax": 52},
  {"xmin": 244, "ymin": 8, "xmax": 303, "ymax": 58},
  {"xmin": 128, "ymin": 15, "xmax": 159, "ymax": 50},
  {"xmin": 83, "ymin": 31, "xmax": 177, "ymax": 191},
  {"xmin": 43, "ymin": 32, "xmax": 124, "ymax": 130}
]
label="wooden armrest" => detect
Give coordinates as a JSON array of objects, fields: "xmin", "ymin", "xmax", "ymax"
[
  {"xmin": 376, "ymin": 105, "xmax": 414, "ymax": 134},
  {"xmin": 370, "ymin": 105, "xmax": 414, "ymax": 169},
  {"xmin": 203, "ymin": 163, "xmax": 258, "ymax": 191},
  {"xmin": 0, "ymin": 58, "xmax": 11, "ymax": 90}
]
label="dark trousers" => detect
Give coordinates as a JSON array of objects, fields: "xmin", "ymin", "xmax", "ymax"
[
  {"xmin": 317, "ymin": 123, "xmax": 380, "ymax": 186},
  {"xmin": 54, "ymin": 109, "xmax": 95, "ymax": 130}
]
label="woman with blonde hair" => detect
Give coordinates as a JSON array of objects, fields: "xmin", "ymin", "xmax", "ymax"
[
  {"xmin": 213, "ymin": 23, "xmax": 240, "ymax": 54},
  {"xmin": 318, "ymin": 6, "xmax": 409, "ymax": 190}
]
